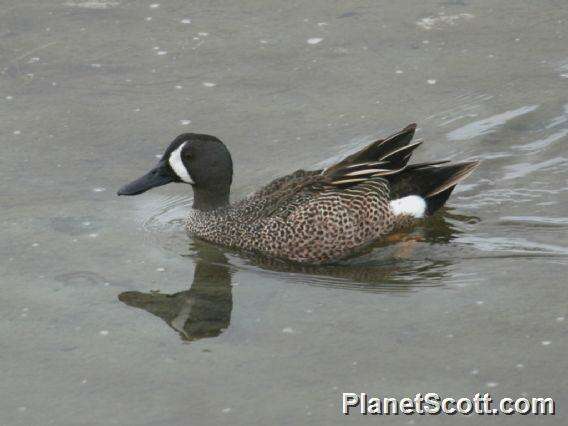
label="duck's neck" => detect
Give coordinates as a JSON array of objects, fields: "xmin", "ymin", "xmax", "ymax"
[{"xmin": 192, "ymin": 186, "xmax": 230, "ymax": 211}]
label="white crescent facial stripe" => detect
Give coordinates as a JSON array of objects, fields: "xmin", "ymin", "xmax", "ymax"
[{"xmin": 169, "ymin": 142, "xmax": 193, "ymax": 183}]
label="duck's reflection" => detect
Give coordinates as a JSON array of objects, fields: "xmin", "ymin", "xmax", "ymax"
[
  {"xmin": 118, "ymin": 244, "xmax": 232, "ymax": 342},
  {"xmin": 118, "ymin": 210, "xmax": 476, "ymax": 341}
]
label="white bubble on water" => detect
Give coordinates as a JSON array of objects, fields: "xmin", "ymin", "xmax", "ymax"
[
  {"xmin": 486, "ymin": 382, "xmax": 499, "ymax": 388},
  {"xmin": 427, "ymin": 79, "xmax": 437, "ymax": 85},
  {"xmin": 92, "ymin": 187, "xmax": 106, "ymax": 192},
  {"xmin": 149, "ymin": 3, "xmax": 160, "ymax": 8},
  {"xmin": 181, "ymin": 18, "xmax": 191, "ymax": 24},
  {"xmin": 416, "ymin": 13, "xmax": 474, "ymax": 30},
  {"xmin": 157, "ymin": 50, "xmax": 167, "ymax": 55},
  {"xmin": 282, "ymin": 327, "xmax": 294, "ymax": 333},
  {"xmin": 65, "ymin": 1, "xmax": 119, "ymax": 9},
  {"xmin": 202, "ymin": 82, "xmax": 216, "ymax": 87},
  {"xmin": 307, "ymin": 37, "xmax": 323, "ymax": 45},
  {"xmin": 180, "ymin": 119, "xmax": 191, "ymax": 125},
  {"xmin": 99, "ymin": 330, "xmax": 109, "ymax": 336},
  {"xmin": 13, "ymin": 130, "xmax": 21, "ymax": 135},
  {"xmin": 541, "ymin": 340, "xmax": 551, "ymax": 346}
]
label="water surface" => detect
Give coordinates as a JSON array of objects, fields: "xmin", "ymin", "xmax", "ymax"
[{"xmin": 1, "ymin": 1, "xmax": 567, "ymax": 425}]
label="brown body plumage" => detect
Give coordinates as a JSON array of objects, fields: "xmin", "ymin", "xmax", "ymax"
[
  {"xmin": 119, "ymin": 124, "xmax": 478, "ymax": 264},
  {"xmin": 183, "ymin": 124, "xmax": 478, "ymax": 264}
]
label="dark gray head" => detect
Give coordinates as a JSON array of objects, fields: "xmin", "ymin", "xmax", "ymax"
[{"xmin": 118, "ymin": 134, "xmax": 233, "ymax": 210}]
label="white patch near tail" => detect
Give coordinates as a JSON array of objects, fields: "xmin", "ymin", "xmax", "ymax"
[
  {"xmin": 389, "ymin": 195, "xmax": 426, "ymax": 218},
  {"xmin": 169, "ymin": 142, "xmax": 194, "ymax": 183}
]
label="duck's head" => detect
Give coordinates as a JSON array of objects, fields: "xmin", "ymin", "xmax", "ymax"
[{"xmin": 118, "ymin": 133, "xmax": 233, "ymax": 209}]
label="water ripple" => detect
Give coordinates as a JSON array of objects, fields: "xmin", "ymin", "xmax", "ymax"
[{"xmin": 447, "ymin": 105, "xmax": 539, "ymax": 141}]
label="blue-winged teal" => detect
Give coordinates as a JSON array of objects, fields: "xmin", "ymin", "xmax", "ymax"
[{"xmin": 118, "ymin": 124, "xmax": 478, "ymax": 264}]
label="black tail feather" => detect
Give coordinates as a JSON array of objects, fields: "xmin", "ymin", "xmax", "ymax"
[
  {"xmin": 424, "ymin": 185, "xmax": 457, "ymax": 215},
  {"xmin": 388, "ymin": 161, "xmax": 479, "ymax": 215}
]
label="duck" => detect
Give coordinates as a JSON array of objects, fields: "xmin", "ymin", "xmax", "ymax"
[{"xmin": 118, "ymin": 123, "xmax": 479, "ymax": 264}]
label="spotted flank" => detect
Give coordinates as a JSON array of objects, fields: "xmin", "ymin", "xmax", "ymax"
[{"xmin": 118, "ymin": 123, "xmax": 479, "ymax": 264}]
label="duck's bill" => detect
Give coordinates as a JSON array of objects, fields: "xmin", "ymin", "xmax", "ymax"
[{"xmin": 117, "ymin": 163, "xmax": 174, "ymax": 196}]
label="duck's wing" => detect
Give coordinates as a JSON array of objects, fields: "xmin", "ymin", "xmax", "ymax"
[
  {"xmin": 247, "ymin": 123, "xmax": 419, "ymax": 199},
  {"xmin": 247, "ymin": 169, "xmax": 322, "ymax": 199},
  {"xmin": 239, "ymin": 124, "xmax": 420, "ymax": 218},
  {"xmin": 245, "ymin": 123, "xmax": 416, "ymax": 199},
  {"xmin": 245, "ymin": 124, "xmax": 420, "ymax": 217},
  {"xmin": 321, "ymin": 123, "xmax": 479, "ymax": 215},
  {"xmin": 322, "ymin": 123, "xmax": 421, "ymax": 187},
  {"xmin": 246, "ymin": 123, "xmax": 477, "ymax": 220}
]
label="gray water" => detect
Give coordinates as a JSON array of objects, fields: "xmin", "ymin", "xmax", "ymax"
[{"xmin": 1, "ymin": 1, "xmax": 568, "ymax": 425}]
